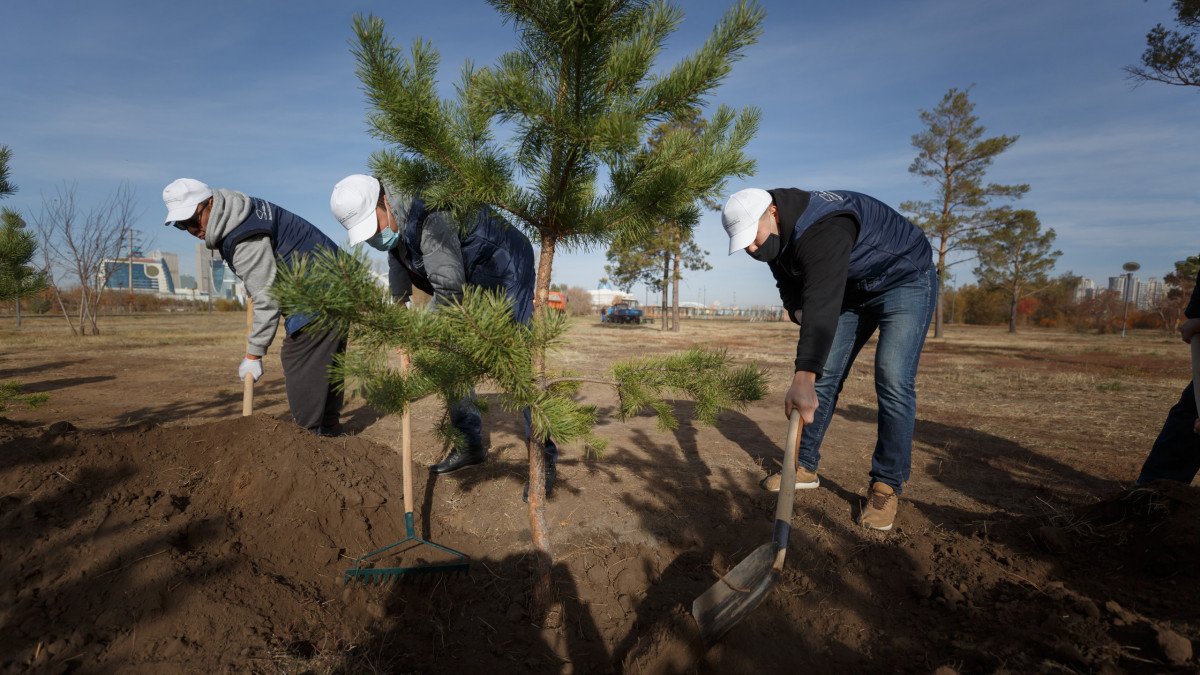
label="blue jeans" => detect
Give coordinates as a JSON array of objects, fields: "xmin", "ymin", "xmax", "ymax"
[
  {"xmin": 797, "ymin": 265, "xmax": 937, "ymax": 494},
  {"xmin": 449, "ymin": 395, "xmax": 558, "ymax": 464},
  {"xmin": 1137, "ymin": 381, "xmax": 1200, "ymax": 484}
]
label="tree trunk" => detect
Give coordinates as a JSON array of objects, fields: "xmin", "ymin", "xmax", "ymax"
[
  {"xmin": 672, "ymin": 249, "xmax": 681, "ymax": 333},
  {"xmin": 660, "ymin": 249, "xmax": 669, "ymax": 332},
  {"xmin": 50, "ymin": 285, "xmax": 77, "ymax": 335},
  {"xmin": 15, "ymin": 300, "xmax": 20, "ymax": 327},
  {"xmin": 934, "ymin": 259, "xmax": 946, "ymax": 339},
  {"xmin": 529, "ymin": 233, "xmax": 556, "ymax": 621}
]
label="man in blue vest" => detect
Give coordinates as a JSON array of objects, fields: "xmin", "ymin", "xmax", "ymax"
[
  {"xmin": 162, "ymin": 178, "xmax": 345, "ymax": 436},
  {"xmin": 722, "ymin": 188, "xmax": 936, "ymax": 531},
  {"xmin": 330, "ymin": 174, "xmax": 557, "ymax": 501}
]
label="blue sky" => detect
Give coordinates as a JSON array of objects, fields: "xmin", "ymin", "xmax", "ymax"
[{"xmin": 1, "ymin": 0, "xmax": 1196, "ymax": 308}]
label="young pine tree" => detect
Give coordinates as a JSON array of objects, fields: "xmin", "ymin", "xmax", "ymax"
[
  {"xmin": 901, "ymin": 87, "xmax": 1029, "ymax": 338},
  {"xmin": 346, "ymin": 1, "xmax": 765, "ymax": 615}
]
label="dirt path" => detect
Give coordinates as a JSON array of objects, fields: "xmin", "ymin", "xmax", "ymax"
[{"xmin": 0, "ymin": 315, "xmax": 1196, "ymax": 673}]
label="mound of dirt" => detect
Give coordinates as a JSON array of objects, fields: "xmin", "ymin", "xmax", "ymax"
[{"xmin": 1, "ymin": 415, "xmax": 1197, "ymax": 673}]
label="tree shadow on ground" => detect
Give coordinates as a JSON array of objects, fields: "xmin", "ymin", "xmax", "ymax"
[
  {"xmin": 115, "ymin": 380, "xmax": 289, "ymax": 428},
  {"xmin": 22, "ymin": 375, "xmax": 115, "ymax": 393},
  {"xmin": 833, "ymin": 402, "xmax": 1126, "ymax": 523},
  {"xmin": 0, "ymin": 360, "xmax": 85, "ymax": 379}
]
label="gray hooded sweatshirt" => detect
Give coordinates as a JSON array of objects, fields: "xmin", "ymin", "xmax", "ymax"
[{"xmin": 204, "ymin": 189, "xmax": 280, "ymax": 357}]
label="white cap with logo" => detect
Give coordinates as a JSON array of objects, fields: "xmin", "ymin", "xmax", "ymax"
[
  {"xmin": 162, "ymin": 178, "xmax": 213, "ymax": 224},
  {"xmin": 721, "ymin": 188, "xmax": 772, "ymax": 255},
  {"xmin": 330, "ymin": 174, "xmax": 382, "ymax": 246}
]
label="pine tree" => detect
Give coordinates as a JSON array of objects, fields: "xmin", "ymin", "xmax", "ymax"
[
  {"xmin": 0, "ymin": 208, "xmax": 49, "ymax": 310},
  {"xmin": 346, "ymin": 1, "xmax": 764, "ymax": 615},
  {"xmin": 0, "ymin": 146, "xmax": 49, "ymax": 410},
  {"xmin": 271, "ymin": 248, "xmax": 769, "ymax": 618},
  {"xmin": 350, "ymin": 0, "xmax": 760, "ymax": 305},
  {"xmin": 606, "ymin": 112, "xmax": 715, "ymax": 331},
  {"xmin": 901, "ymin": 87, "xmax": 1029, "ymax": 338},
  {"xmin": 972, "ymin": 209, "xmax": 1060, "ymax": 333},
  {"xmin": 0, "ymin": 146, "xmax": 49, "ymax": 325},
  {"xmin": 0, "ymin": 145, "xmax": 16, "ymax": 199},
  {"xmin": 1126, "ymin": 0, "xmax": 1200, "ymax": 88}
]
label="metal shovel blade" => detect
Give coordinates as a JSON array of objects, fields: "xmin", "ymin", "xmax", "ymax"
[
  {"xmin": 691, "ymin": 542, "xmax": 778, "ymax": 644},
  {"xmin": 692, "ymin": 410, "xmax": 803, "ymax": 644}
]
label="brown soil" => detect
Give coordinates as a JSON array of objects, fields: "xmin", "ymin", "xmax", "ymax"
[{"xmin": 1, "ymin": 315, "xmax": 1197, "ymax": 674}]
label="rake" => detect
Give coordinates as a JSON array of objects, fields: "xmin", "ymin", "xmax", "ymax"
[{"xmin": 344, "ymin": 352, "xmax": 469, "ymax": 586}]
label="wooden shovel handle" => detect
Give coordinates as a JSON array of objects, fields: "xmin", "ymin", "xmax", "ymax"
[
  {"xmin": 242, "ymin": 373, "xmax": 254, "ymax": 416},
  {"xmin": 771, "ymin": 410, "xmax": 803, "ymax": 573}
]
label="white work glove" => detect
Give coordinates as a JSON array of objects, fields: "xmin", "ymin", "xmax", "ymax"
[{"xmin": 239, "ymin": 357, "xmax": 263, "ymax": 382}]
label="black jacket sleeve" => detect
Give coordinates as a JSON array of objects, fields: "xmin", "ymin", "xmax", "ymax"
[
  {"xmin": 387, "ymin": 248, "xmax": 413, "ymax": 304},
  {"xmin": 1187, "ymin": 268, "xmax": 1200, "ymax": 319},
  {"xmin": 786, "ymin": 216, "xmax": 858, "ymax": 375}
]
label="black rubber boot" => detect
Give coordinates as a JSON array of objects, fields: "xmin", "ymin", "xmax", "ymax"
[
  {"xmin": 429, "ymin": 445, "xmax": 486, "ymax": 474},
  {"xmin": 523, "ymin": 460, "xmax": 557, "ymax": 503}
]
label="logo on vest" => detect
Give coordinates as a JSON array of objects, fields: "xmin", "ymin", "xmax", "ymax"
[
  {"xmin": 254, "ymin": 199, "xmax": 274, "ymax": 222},
  {"xmin": 813, "ymin": 191, "xmax": 844, "ymax": 202}
]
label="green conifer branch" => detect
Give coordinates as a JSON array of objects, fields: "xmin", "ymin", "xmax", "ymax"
[{"xmin": 273, "ymin": 247, "xmax": 768, "ymax": 450}]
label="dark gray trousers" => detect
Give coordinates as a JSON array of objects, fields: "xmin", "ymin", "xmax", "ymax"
[{"xmin": 280, "ymin": 326, "xmax": 345, "ymax": 432}]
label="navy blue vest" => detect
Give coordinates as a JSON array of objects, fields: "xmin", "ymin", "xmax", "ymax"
[
  {"xmin": 396, "ymin": 197, "xmax": 537, "ymax": 324},
  {"xmin": 219, "ymin": 198, "xmax": 337, "ymax": 335},
  {"xmin": 783, "ymin": 190, "xmax": 931, "ymax": 293}
]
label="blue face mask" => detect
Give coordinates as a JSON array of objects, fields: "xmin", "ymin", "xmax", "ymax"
[{"xmin": 367, "ymin": 225, "xmax": 399, "ymax": 251}]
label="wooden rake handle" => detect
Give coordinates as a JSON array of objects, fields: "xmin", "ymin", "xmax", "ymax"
[
  {"xmin": 399, "ymin": 350, "xmax": 414, "ymax": 515},
  {"xmin": 242, "ymin": 300, "xmax": 254, "ymax": 417}
]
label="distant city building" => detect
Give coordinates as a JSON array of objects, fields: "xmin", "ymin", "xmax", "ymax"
[
  {"xmin": 149, "ymin": 250, "xmax": 180, "ymax": 290},
  {"xmin": 195, "ymin": 244, "xmax": 244, "ymax": 301},
  {"xmin": 102, "ymin": 249, "xmax": 176, "ymax": 294},
  {"xmin": 1074, "ymin": 278, "xmax": 1096, "ymax": 302},
  {"xmin": 1137, "ymin": 277, "xmax": 1163, "ymax": 310},
  {"xmin": 586, "ymin": 279, "xmax": 636, "ymax": 310}
]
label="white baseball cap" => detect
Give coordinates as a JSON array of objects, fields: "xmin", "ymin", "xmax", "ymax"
[
  {"xmin": 330, "ymin": 174, "xmax": 382, "ymax": 246},
  {"xmin": 162, "ymin": 178, "xmax": 213, "ymax": 224},
  {"xmin": 721, "ymin": 188, "xmax": 772, "ymax": 254}
]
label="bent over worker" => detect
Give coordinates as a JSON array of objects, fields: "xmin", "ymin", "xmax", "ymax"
[
  {"xmin": 722, "ymin": 188, "xmax": 936, "ymax": 531},
  {"xmin": 330, "ymin": 174, "xmax": 558, "ymax": 501},
  {"xmin": 162, "ymin": 178, "xmax": 345, "ymax": 436},
  {"xmin": 1137, "ymin": 264, "xmax": 1200, "ymax": 485}
]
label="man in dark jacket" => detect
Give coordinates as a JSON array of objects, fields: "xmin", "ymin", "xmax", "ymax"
[
  {"xmin": 722, "ymin": 187, "xmax": 936, "ymax": 531},
  {"xmin": 162, "ymin": 178, "xmax": 344, "ymax": 435},
  {"xmin": 1137, "ymin": 268, "xmax": 1200, "ymax": 484},
  {"xmin": 330, "ymin": 174, "xmax": 557, "ymax": 500}
]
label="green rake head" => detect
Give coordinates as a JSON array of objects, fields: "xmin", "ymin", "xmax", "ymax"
[
  {"xmin": 342, "ymin": 514, "xmax": 470, "ymax": 587},
  {"xmin": 344, "ymin": 560, "xmax": 470, "ymax": 586}
]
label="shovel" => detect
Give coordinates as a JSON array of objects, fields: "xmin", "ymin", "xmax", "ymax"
[{"xmin": 692, "ymin": 409, "xmax": 803, "ymax": 643}]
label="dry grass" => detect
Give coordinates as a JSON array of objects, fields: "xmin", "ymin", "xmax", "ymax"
[{"xmin": 0, "ymin": 313, "xmax": 1185, "ymax": 485}]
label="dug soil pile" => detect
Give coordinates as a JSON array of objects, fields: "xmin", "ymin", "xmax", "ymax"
[{"xmin": 1, "ymin": 413, "xmax": 1197, "ymax": 674}]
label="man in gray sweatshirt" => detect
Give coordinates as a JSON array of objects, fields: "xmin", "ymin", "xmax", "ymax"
[{"xmin": 162, "ymin": 178, "xmax": 344, "ymax": 435}]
